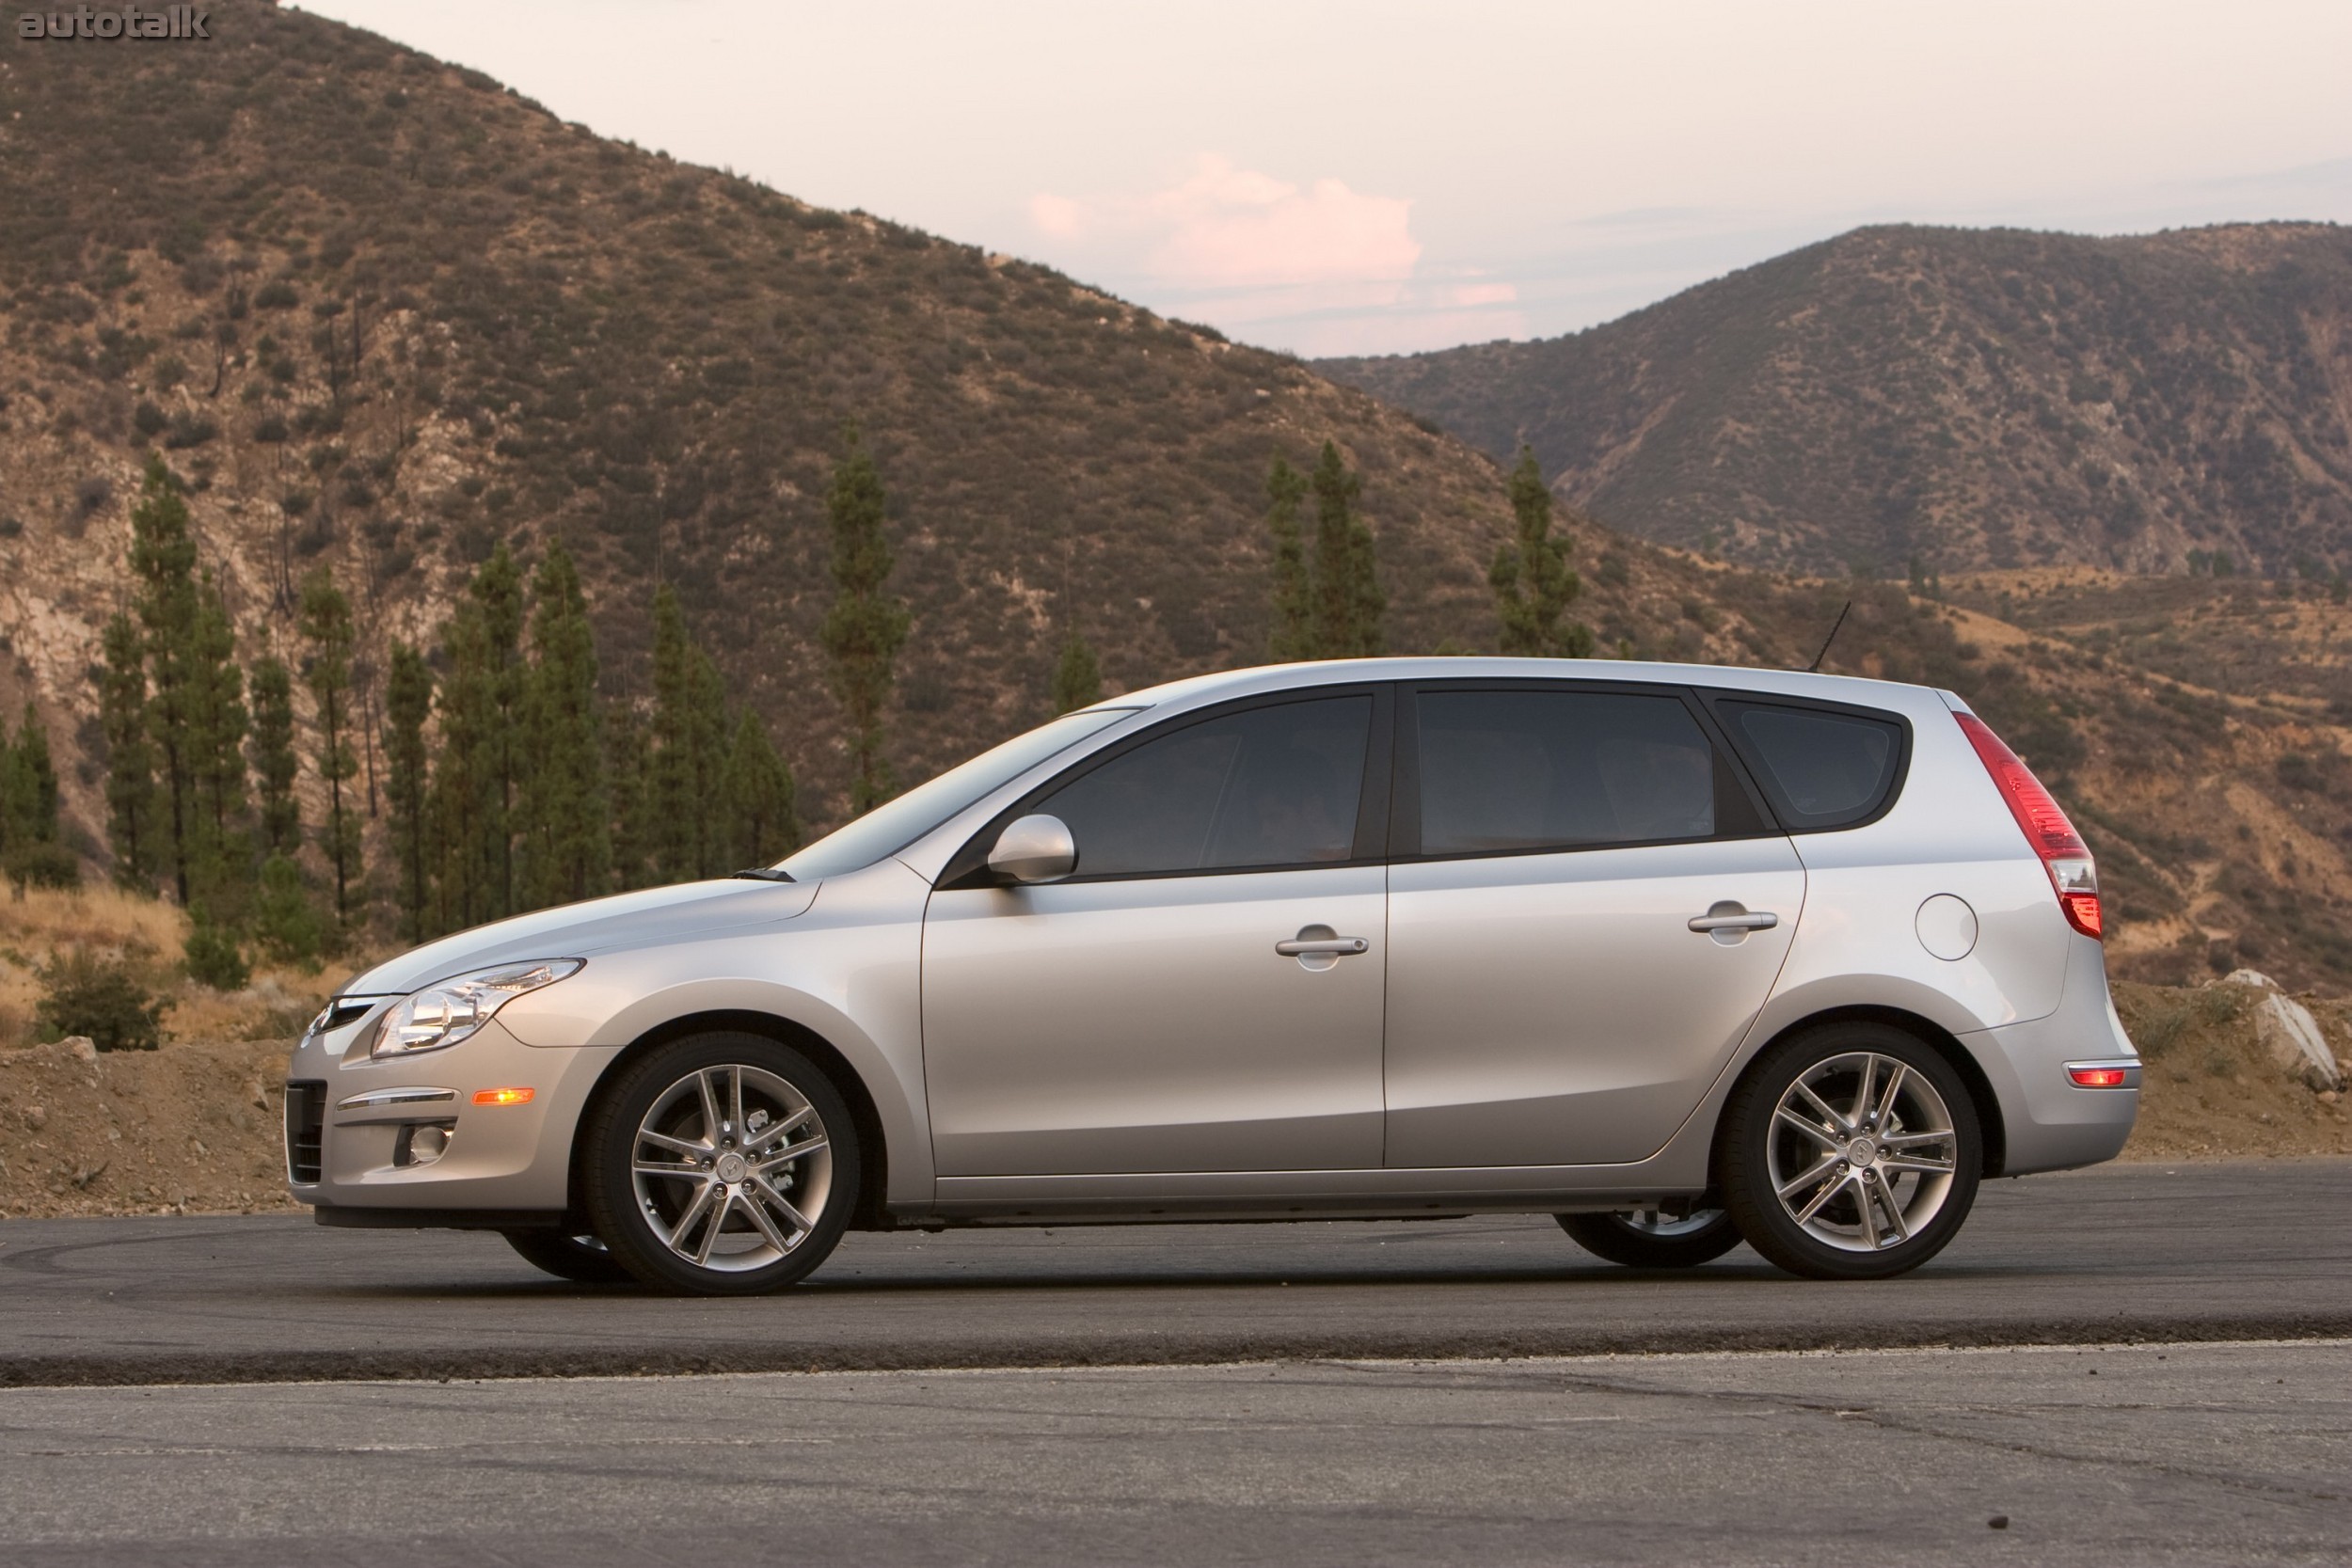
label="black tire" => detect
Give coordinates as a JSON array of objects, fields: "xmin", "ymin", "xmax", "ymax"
[
  {"xmin": 501, "ymin": 1228, "xmax": 636, "ymax": 1285},
  {"xmin": 582, "ymin": 1031, "xmax": 861, "ymax": 1296},
  {"xmin": 1558, "ymin": 1207, "xmax": 1742, "ymax": 1268},
  {"xmin": 1720, "ymin": 1022, "xmax": 1982, "ymax": 1280}
]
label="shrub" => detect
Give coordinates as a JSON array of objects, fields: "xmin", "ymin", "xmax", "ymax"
[
  {"xmin": 4, "ymin": 841, "xmax": 80, "ymax": 892},
  {"xmin": 35, "ymin": 950, "xmax": 165, "ymax": 1053},
  {"xmin": 183, "ymin": 910, "xmax": 250, "ymax": 991},
  {"xmin": 255, "ymin": 852, "xmax": 323, "ymax": 967}
]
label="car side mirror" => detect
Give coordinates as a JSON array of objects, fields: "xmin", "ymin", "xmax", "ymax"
[{"xmin": 987, "ymin": 814, "xmax": 1077, "ymax": 885}]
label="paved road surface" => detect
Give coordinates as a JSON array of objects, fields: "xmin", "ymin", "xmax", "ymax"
[
  {"xmin": 1, "ymin": 1341, "xmax": 2344, "ymax": 1566},
  {"xmin": 0, "ymin": 1162, "xmax": 2345, "ymax": 1385}
]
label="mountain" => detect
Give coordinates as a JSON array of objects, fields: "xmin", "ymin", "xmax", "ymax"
[
  {"xmin": 3, "ymin": 5, "xmax": 2350, "ymax": 991},
  {"xmin": 1320, "ymin": 223, "xmax": 2352, "ymax": 578}
]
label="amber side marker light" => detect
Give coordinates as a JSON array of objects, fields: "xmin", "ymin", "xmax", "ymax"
[
  {"xmin": 472, "ymin": 1086, "xmax": 535, "ymax": 1106},
  {"xmin": 2067, "ymin": 1067, "xmax": 2129, "ymax": 1088}
]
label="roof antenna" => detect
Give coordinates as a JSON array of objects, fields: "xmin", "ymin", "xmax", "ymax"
[{"xmin": 1805, "ymin": 600, "xmax": 1851, "ymax": 673}]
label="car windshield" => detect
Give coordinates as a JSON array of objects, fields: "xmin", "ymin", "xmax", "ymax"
[{"xmin": 777, "ymin": 708, "xmax": 1139, "ymax": 881}]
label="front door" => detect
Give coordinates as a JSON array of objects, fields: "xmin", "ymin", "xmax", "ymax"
[
  {"xmin": 923, "ymin": 691, "xmax": 1391, "ymax": 1176},
  {"xmin": 1383, "ymin": 683, "xmax": 1804, "ymax": 1168}
]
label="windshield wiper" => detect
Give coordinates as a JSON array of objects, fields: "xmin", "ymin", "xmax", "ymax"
[{"xmin": 730, "ymin": 867, "xmax": 797, "ymax": 882}]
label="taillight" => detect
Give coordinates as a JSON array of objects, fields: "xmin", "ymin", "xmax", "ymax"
[{"xmin": 1954, "ymin": 713, "xmax": 2102, "ymax": 942}]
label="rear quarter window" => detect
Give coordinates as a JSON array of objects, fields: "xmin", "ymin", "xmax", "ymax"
[{"xmin": 1715, "ymin": 699, "xmax": 1908, "ymax": 832}]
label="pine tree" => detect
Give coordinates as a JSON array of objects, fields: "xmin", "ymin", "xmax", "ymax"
[
  {"xmin": 383, "ymin": 642, "xmax": 435, "ymax": 942},
  {"xmin": 128, "ymin": 454, "xmax": 201, "ymax": 902},
  {"xmin": 1, "ymin": 703, "xmax": 59, "ymax": 848},
  {"xmin": 820, "ymin": 429, "xmax": 911, "ymax": 815},
  {"xmin": 96, "ymin": 611, "xmax": 159, "ymax": 888},
  {"xmin": 429, "ymin": 598, "xmax": 494, "ymax": 932},
  {"xmin": 606, "ymin": 703, "xmax": 653, "ymax": 893},
  {"xmin": 648, "ymin": 585, "xmax": 730, "ymax": 882},
  {"xmin": 1491, "ymin": 446, "xmax": 1594, "ymax": 658},
  {"xmin": 1051, "ymin": 628, "xmax": 1103, "ymax": 714},
  {"xmin": 1263, "ymin": 455, "xmax": 1313, "ymax": 661},
  {"xmin": 471, "ymin": 544, "xmax": 528, "ymax": 917},
  {"xmin": 298, "ymin": 565, "xmax": 361, "ymax": 931},
  {"xmin": 520, "ymin": 541, "xmax": 609, "ymax": 907},
  {"xmin": 185, "ymin": 570, "xmax": 249, "ymax": 904},
  {"xmin": 721, "ymin": 710, "xmax": 801, "ymax": 868},
  {"xmin": 1309, "ymin": 441, "xmax": 1384, "ymax": 658},
  {"xmin": 246, "ymin": 657, "xmax": 302, "ymax": 858}
]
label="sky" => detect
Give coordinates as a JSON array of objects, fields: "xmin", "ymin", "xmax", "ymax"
[{"xmin": 296, "ymin": 0, "xmax": 2352, "ymax": 358}]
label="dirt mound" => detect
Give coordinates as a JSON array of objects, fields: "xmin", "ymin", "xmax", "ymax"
[
  {"xmin": 0, "ymin": 1034, "xmax": 300, "ymax": 1217},
  {"xmin": 2115, "ymin": 981, "xmax": 2352, "ymax": 1160}
]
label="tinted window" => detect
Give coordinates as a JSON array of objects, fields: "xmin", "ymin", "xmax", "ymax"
[
  {"xmin": 1416, "ymin": 690, "xmax": 1717, "ymax": 854},
  {"xmin": 1039, "ymin": 696, "xmax": 1373, "ymax": 877},
  {"xmin": 1719, "ymin": 701, "xmax": 1903, "ymax": 831}
]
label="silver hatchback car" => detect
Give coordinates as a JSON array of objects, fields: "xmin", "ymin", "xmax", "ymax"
[{"xmin": 287, "ymin": 658, "xmax": 2138, "ymax": 1292}]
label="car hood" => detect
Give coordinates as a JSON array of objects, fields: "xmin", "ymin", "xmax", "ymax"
[{"xmin": 338, "ymin": 878, "xmax": 820, "ymax": 999}]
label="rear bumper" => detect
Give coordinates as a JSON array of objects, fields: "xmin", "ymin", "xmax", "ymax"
[{"xmin": 1963, "ymin": 938, "xmax": 2139, "ymax": 1176}]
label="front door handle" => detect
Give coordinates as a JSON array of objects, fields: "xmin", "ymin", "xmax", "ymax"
[
  {"xmin": 1688, "ymin": 903, "xmax": 1779, "ymax": 934},
  {"xmin": 1275, "ymin": 936, "xmax": 1371, "ymax": 957}
]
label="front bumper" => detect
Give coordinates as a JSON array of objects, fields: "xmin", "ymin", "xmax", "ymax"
[{"xmin": 285, "ymin": 1013, "xmax": 622, "ymax": 1216}]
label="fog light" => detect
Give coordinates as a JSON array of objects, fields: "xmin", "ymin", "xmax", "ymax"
[
  {"xmin": 472, "ymin": 1086, "xmax": 534, "ymax": 1106},
  {"xmin": 399, "ymin": 1122, "xmax": 453, "ymax": 1167},
  {"xmin": 2068, "ymin": 1066, "xmax": 2128, "ymax": 1088}
]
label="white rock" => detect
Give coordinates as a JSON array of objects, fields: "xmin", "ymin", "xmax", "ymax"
[
  {"xmin": 61, "ymin": 1036, "xmax": 98, "ymax": 1064},
  {"xmin": 2218, "ymin": 970, "xmax": 2344, "ymax": 1091}
]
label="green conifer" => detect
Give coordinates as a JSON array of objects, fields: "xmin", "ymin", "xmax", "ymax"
[
  {"xmin": 383, "ymin": 642, "xmax": 435, "ymax": 942},
  {"xmin": 1309, "ymin": 441, "xmax": 1384, "ymax": 658},
  {"xmin": 298, "ymin": 565, "xmax": 361, "ymax": 932},
  {"xmin": 128, "ymin": 455, "xmax": 201, "ymax": 901},
  {"xmin": 429, "ymin": 599, "xmax": 494, "ymax": 931},
  {"xmin": 606, "ymin": 704, "xmax": 653, "ymax": 893},
  {"xmin": 1051, "ymin": 629, "xmax": 1104, "ymax": 714},
  {"xmin": 648, "ymin": 585, "xmax": 729, "ymax": 881},
  {"xmin": 1263, "ymin": 455, "xmax": 1313, "ymax": 661},
  {"xmin": 1490, "ymin": 446, "xmax": 1594, "ymax": 658},
  {"xmin": 1, "ymin": 703, "xmax": 59, "ymax": 848},
  {"xmin": 820, "ymin": 429, "xmax": 911, "ymax": 815},
  {"xmin": 185, "ymin": 571, "xmax": 249, "ymax": 907},
  {"xmin": 246, "ymin": 657, "xmax": 301, "ymax": 858},
  {"xmin": 722, "ymin": 710, "xmax": 801, "ymax": 868},
  {"xmin": 96, "ymin": 611, "xmax": 159, "ymax": 888},
  {"xmin": 471, "ymin": 544, "xmax": 528, "ymax": 917},
  {"xmin": 255, "ymin": 850, "xmax": 323, "ymax": 968},
  {"xmin": 520, "ymin": 541, "xmax": 610, "ymax": 906}
]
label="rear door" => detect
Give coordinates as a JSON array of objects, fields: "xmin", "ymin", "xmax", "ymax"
[{"xmin": 1382, "ymin": 680, "xmax": 1804, "ymax": 1168}]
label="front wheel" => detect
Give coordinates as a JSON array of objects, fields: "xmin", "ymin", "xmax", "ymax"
[
  {"xmin": 1558, "ymin": 1206, "xmax": 1742, "ymax": 1268},
  {"xmin": 1719, "ymin": 1024, "xmax": 1981, "ymax": 1280},
  {"xmin": 581, "ymin": 1032, "xmax": 861, "ymax": 1296}
]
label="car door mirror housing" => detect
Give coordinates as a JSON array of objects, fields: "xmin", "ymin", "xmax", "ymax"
[{"xmin": 987, "ymin": 814, "xmax": 1078, "ymax": 884}]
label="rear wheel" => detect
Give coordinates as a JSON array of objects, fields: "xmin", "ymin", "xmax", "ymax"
[
  {"xmin": 1558, "ymin": 1205, "xmax": 1741, "ymax": 1268},
  {"xmin": 582, "ymin": 1032, "xmax": 861, "ymax": 1296},
  {"xmin": 501, "ymin": 1228, "xmax": 634, "ymax": 1285},
  {"xmin": 1720, "ymin": 1023, "xmax": 1981, "ymax": 1280}
]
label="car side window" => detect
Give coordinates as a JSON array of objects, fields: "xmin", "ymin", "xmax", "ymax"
[
  {"xmin": 1715, "ymin": 700, "xmax": 1904, "ymax": 832},
  {"xmin": 1037, "ymin": 696, "xmax": 1374, "ymax": 878},
  {"xmin": 1415, "ymin": 689, "xmax": 1725, "ymax": 855}
]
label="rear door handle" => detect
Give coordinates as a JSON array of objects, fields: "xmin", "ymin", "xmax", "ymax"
[
  {"xmin": 1688, "ymin": 905, "xmax": 1779, "ymax": 933},
  {"xmin": 1275, "ymin": 936, "xmax": 1370, "ymax": 956}
]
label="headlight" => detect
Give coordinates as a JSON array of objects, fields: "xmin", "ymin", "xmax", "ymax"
[{"xmin": 371, "ymin": 959, "xmax": 582, "ymax": 1059}]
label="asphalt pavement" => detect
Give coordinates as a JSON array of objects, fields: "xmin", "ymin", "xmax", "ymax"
[
  {"xmin": 1, "ymin": 1341, "xmax": 2345, "ymax": 1566},
  {"xmin": 0, "ymin": 1161, "xmax": 2346, "ymax": 1385}
]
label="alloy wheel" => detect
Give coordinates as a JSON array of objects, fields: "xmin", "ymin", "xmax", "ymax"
[
  {"xmin": 1765, "ymin": 1050, "xmax": 1959, "ymax": 1253},
  {"xmin": 629, "ymin": 1063, "xmax": 834, "ymax": 1273}
]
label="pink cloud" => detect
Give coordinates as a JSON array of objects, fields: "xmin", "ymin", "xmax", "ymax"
[{"xmin": 1031, "ymin": 154, "xmax": 1419, "ymax": 290}]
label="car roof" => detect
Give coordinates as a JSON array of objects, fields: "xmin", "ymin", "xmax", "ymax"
[{"xmin": 1084, "ymin": 657, "xmax": 1959, "ymax": 719}]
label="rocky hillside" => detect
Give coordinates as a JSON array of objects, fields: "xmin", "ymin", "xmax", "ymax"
[
  {"xmin": 2, "ymin": 5, "xmax": 2349, "ymax": 990},
  {"xmin": 1322, "ymin": 223, "xmax": 2352, "ymax": 578}
]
